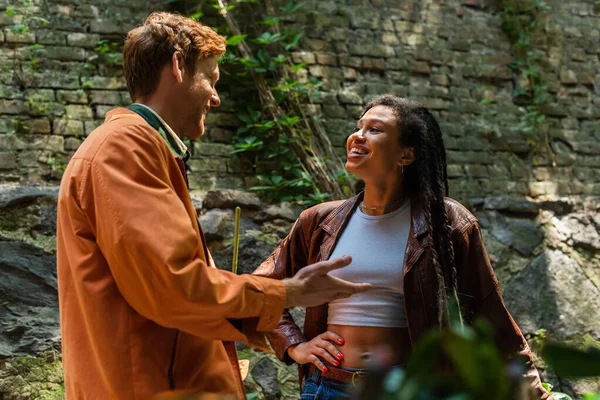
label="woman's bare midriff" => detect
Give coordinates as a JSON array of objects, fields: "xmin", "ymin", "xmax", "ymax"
[{"xmin": 327, "ymin": 324, "xmax": 412, "ymax": 369}]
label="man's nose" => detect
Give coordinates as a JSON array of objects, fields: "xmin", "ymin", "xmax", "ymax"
[{"xmin": 210, "ymin": 91, "xmax": 221, "ymax": 108}]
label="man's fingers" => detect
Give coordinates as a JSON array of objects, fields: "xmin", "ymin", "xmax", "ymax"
[
  {"xmin": 329, "ymin": 275, "xmax": 371, "ymax": 294},
  {"xmin": 307, "ymin": 255, "xmax": 352, "ymax": 275}
]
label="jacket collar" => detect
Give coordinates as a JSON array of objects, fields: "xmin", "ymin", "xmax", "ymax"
[{"xmin": 318, "ymin": 191, "xmax": 429, "ymax": 239}]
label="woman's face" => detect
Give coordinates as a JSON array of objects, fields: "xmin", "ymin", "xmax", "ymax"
[{"xmin": 346, "ymin": 105, "xmax": 407, "ymax": 183}]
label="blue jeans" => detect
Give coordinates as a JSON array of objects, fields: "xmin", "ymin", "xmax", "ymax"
[
  {"xmin": 301, "ymin": 366, "xmax": 404, "ymax": 400},
  {"xmin": 300, "ymin": 368, "xmax": 358, "ymax": 400}
]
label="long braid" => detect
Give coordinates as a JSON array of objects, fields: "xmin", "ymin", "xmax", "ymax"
[{"xmin": 363, "ymin": 95, "xmax": 459, "ymax": 326}]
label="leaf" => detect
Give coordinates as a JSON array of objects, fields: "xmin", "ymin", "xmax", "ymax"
[
  {"xmin": 6, "ymin": 7, "xmax": 15, "ymax": 16},
  {"xmin": 285, "ymin": 32, "xmax": 303, "ymax": 50},
  {"xmin": 190, "ymin": 11, "xmax": 204, "ymax": 21},
  {"xmin": 542, "ymin": 343, "xmax": 600, "ymax": 377},
  {"xmin": 261, "ymin": 17, "xmax": 279, "ymax": 25},
  {"xmin": 226, "ymin": 34, "xmax": 247, "ymax": 46},
  {"xmin": 289, "ymin": 62, "xmax": 308, "ymax": 72}
]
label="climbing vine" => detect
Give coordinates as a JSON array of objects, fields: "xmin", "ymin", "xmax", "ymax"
[
  {"xmin": 170, "ymin": 0, "xmax": 351, "ymax": 205},
  {"xmin": 500, "ymin": 0, "xmax": 556, "ymax": 166}
]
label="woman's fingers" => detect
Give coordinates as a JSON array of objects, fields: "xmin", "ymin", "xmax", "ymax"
[
  {"xmin": 315, "ymin": 346, "xmax": 340, "ymax": 366},
  {"xmin": 309, "ymin": 354, "xmax": 328, "ymax": 373}
]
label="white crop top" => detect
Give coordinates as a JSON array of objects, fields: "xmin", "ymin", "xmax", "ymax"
[{"xmin": 327, "ymin": 201, "xmax": 411, "ymax": 328}]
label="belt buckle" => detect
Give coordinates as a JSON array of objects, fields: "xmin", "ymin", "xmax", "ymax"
[{"xmin": 351, "ymin": 371, "xmax": 365, "ymax": 387}]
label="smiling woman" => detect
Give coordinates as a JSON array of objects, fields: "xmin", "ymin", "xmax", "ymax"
[{"xmin": 253, "ymin": 95, "xmax": 551, "ymax": 400}]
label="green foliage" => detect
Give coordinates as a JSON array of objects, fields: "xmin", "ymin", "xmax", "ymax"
[
  {"xmin": 90, "ymin": 39, "xmax": 123, "ymax": 67},
  {"xmin": 169, "ymin": 0, "xmax": 348, "ymax": 206},
  {"xmin": 500, "ymin": 0, "xmax": 555, "ymax": 164}
]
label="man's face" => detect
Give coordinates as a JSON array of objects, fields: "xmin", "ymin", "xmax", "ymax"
[{"xmin": 178, "ymin": 56, "xmax": 220, "ymax": 139}]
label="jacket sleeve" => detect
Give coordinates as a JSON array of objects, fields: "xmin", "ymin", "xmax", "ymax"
[
  {"xmin": 83, "ymin": 125, "xmax": 285, "ymax": 343},
  {"xmin": 453, "ymin": 221, "xmax": 552, "ymax": 400},
  {"xmin": 252, "ymin": 215, "xmax": 309, "ymax": 364}
]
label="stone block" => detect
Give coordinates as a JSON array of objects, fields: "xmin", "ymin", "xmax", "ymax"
[
  {"xmin": 447, "ymin": 164, "xmax": 464, "ymax": 178},
  {"xmin": 85, "ymin": 120, "xmax": 103, "ymax": 136},
  {"xmin": 338, "ymin": 91, "xmax": 363, "ymax": 105},
  {"xmin": 431, "ymin": 74, "xmax": 449, "ymax": 86},
  {"xmin": 67, "ymin": 33, "xmax": 100, "ymax": 48},
  {"xmin": 65, "ymin": 105, "xmax": 93, "ymax": 120},
  {"xmin": 315, "ymin": 52, "xmax": 338, "ymax": 66},
  {"xmin": 187, "ymin": 158, "xmax": 227, "ymax": 174},
  {"xmin": 32, "ymin": 135, "xmax": 64, "ymax": 152},
  {"xmin": 560, "ymin": 69, "xmax": 578, "ymax": 84},
  {"xmin": 205, "ymin": 113, "xmax": 239, "ymax": 128},
  {"xmin": 0, "ymin": 99, "xmax": 28, "ymax": 114},
  {"xmin": 362, "ymin": 58, "xmax": 385, "ymax": 70},
  {"xmin": 44, "ymin": 46, "xmax": 86, "ymax": 61},
  {"xmin": 36, "ymin": 30, "xmax": 67, "ymax": 45},
  {"xmin": 447, "ymin": 150, "xmax": 493, "ymax": 165},
  {"xmin": 95, "ymin": 105, "xmax": 113, "ymax": 119},
  {"xmin": 207, "ymin": 128, "xmax": 233, "ymax": 144},
  {"xmin": 410, "ymin": 61, "xmax": 431, "ymax": 74},
  {"xmin": 465, "ymin": 164, "xmax": 489, "ymax": 178},
  {"xmin": 339, "ymin": 55, "xmax": 362, "ymax": 68},
  {"xmin": 291, "ymin": 51, "xmax": 316, "ymax": 64},
  {"xmin": 0, "ymin": 134, "xmax": 26, "ymax": 150},
  {"xmin": 0, "ymin": 152, "xmax": 17, "ymax": 170},
  {"xmin": 20, "ymin": 118, "xmax": 51, "ymax": 134},
  {"xmin": 5, "ymin": 31, "xmax": 35, "ymax": 44},
  {"xmin": 64, "ymin": 137, "xmax": 82, "ymax": 151},
  {"xmin": 54, "ymin": 119, "xmax": 84, "ymax": 136},
  {"xmin": 57, "ymin": 90, "xmax": 88, "ymax": 104},
  {"xmin": 90, "ymin": 19, "xmax": 132, "ymax": 35},
  {"xmin": 84, "ymin": 76, "xmax": 127, "ymax": 90},
  {"xmin": 25, "ymin": 89, "xmax": 55, "ymax": 103},
  {"xmin": 192, "ymin": 142, "xmax": 234, "ymax": 157},
  {"xmin": 349, "ymin": 43, "xmax": 393, "ymax": 58},
  {"xmin": 90, "ymin": 90, "xmax": 121, "ymax": 105}
]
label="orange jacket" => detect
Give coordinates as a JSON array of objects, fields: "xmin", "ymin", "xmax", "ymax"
[{"xmin": 57, "ymin": 108, "xmax": 286, "ymax": 400}]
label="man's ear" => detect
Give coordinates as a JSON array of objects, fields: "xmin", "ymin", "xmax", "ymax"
[
  {"xmin": 398, "ymin": 147, "xmax": 415, "ymax": 167},
  {"xmin": 171, "ymin": 52, "xmax": 185, "ymax": 83}
]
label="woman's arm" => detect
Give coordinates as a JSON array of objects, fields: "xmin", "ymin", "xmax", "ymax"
[
  {"xmin": 253, "ymin": 216, "xmax": 310, "ymax": 364},
  {"xmin": 453, "ymin": 221, "xmax": 552, "ymax": 400}
]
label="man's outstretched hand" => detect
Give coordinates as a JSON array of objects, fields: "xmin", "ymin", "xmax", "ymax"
[{"xmin": 283, "ymin": 255, "xmax": 370, "ymax": 308}]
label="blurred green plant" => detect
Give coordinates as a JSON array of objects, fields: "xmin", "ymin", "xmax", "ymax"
[
  {"xmin": 353, "ymin": 298, "xmax": 600, "ymax": 400},
  {"xmin": 500, "ymin": 0, "xmax": 556, "ymax": 166},
  {"xmin": 168, "ymin": 0, "xmax": 352, "ymax": 206}
]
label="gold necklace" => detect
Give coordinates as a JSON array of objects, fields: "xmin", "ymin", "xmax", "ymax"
[{"xmin": 359, "ymin": 196, "xmax": 408, "ymax": 212}]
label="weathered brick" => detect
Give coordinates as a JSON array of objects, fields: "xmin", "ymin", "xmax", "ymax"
[
  {"xmin": 84, "ymin": 76, "xmax": 127, "ymax": 90},
  {"xmin": 64, "ymin": 137, "xmax": 82, "ymax": 151},
  {"xmin": 207, "ymin": 128, "xmax": 233, "ymax": 144},
  {"xmin": 31, "ymin": 135, "xmax": 64, "ymax": 152},
  {"xmin": 205, "ymin": 113, "xmax": 239, "ymax": 127},
  {"xmin": 23, "ymin": 118, "xmax": 51, "ymax": 134},
  {"xmin": 37, "ymin": 30, "xmax": 67, "ymax": 45},
  {"xmin": 45, "ymin": 46, "xmax": 86, "ymax": 61},
  {"xmin": 187, "ymin": 158, "xmax": 227, "ymax": 173},
  {"xmin": 338, "ymin": 91, "xmax": 363, "ymax": 105},
  {"xmin": 90, "ymin": 19, "xmax": 133, "ymax": 35},
  {"xmin": 349, "ymin": 43, "xmax": 393, "ymax": 58},
  {"xmin": 54, "ymin": 119, "xmax": 84, "ymax": 136},
  {"xmin": 465, "ymin": 164, "xmax": 489, "ymax": 178},
  {"xmin": 192, "ymin": 142, "xmax": 234, "ymax": 157},
  {"xmin": 0, "ymin": 152, "xmax": 17, "ymax": 170},
  {"xmin": 315, "ymin": 52, "xmax": 338, "ymax": 66},
  {"xmin": 85, "ymin": 120, "xmax": 103, "ymax": 136},
  {"xmin": 0, "ymin": 99, "xmax": 28, "ymax": 114},
  {"xmin": 291, "ymin": 51, "xmax": 316, "ymax": 64},
  {"xmin": 560, "ymin": 69, "xmax": 578, "ymax": 84},
  {"xmin": 95, "ymin": 105, "xmax": 113, "ymax": 119},
  {"xmin": 5, "ymin": 31, "xmax": 35, "ymax": 44},
  {"xmin": 67, "ymin": 33, "xmax": 100, "ymax": 48},
  {"xmin": 57, "ymin": 90, "xmax": 88, "ymax": 104},
  {"xmin": 65, "ymin": 105, "xmax": 93, "ymax": 120},
  {"xmin": 90, "ymin": 90, "xmax": 121, "ymax": 105}
]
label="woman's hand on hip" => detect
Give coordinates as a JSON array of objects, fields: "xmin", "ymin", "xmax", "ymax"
[{"xmin": 287, "ymin": 331, "xmax": 345, "ymax": 372}]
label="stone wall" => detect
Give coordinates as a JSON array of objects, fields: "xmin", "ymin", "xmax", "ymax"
[
  {"xmin": 1, "ymin": 0, "xmax": 599, "ymax": 199},
  {"xmin": 1, "ymin": 0, "xmax": 600, "ymax": 399}
]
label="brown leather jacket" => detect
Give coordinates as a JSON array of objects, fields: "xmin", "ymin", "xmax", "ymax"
[{"xmin": 253, "ymin": 193, "xmax": 551, "ymax": 399}]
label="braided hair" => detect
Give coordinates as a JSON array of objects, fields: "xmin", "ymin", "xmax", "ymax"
[{"xmin": 362, "ymin": 95, "xmax": 458, "ymax": 325}]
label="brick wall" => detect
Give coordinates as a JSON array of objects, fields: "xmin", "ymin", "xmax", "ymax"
[{"xmin": 1, "ymin": 0, "xmax": 599, "ymax": 200}]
